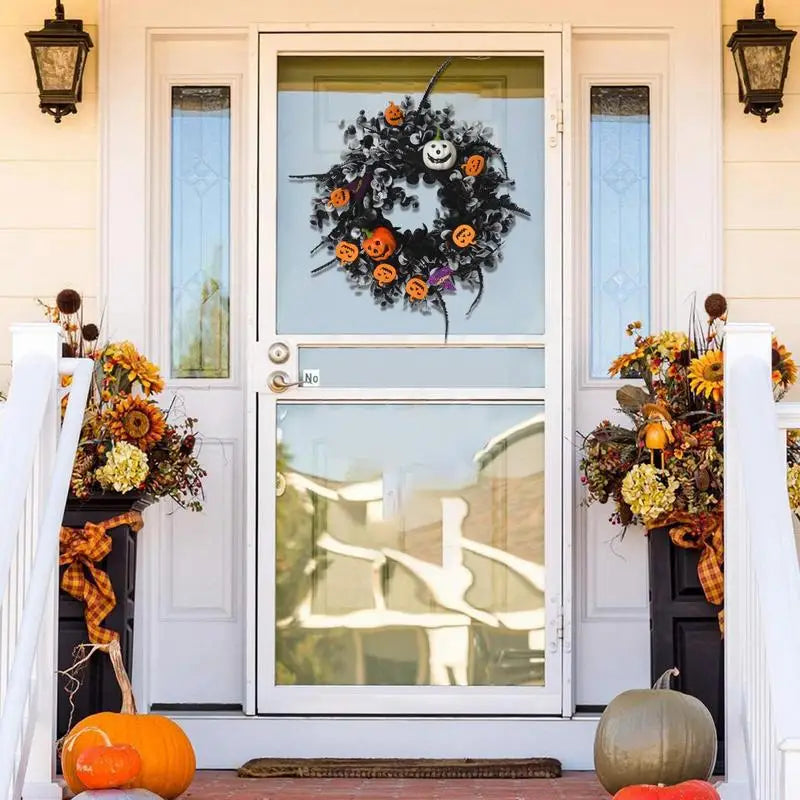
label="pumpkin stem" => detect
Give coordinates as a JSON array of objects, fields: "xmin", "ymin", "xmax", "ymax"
[
  {"xmin": 108, "ymin": 638, "xmax": 138, "ymax": 714},
  {"xmin": 652, "ymin": 667, "xmax": 680, "ymax": 690}
]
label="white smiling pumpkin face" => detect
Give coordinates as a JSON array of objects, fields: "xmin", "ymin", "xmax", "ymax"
[{"xmin": 421, "ymin": 138, "xmax": 457, "ymax": 171}]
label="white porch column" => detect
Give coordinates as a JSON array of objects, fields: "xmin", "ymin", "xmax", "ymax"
[{"xmin": 12, "ymin": 324, "xmax": 63, "ymax": 800}]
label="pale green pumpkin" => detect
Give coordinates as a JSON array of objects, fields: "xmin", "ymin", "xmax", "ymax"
[{"xmin": 594, "ymin": 668, "xmax": 717, "ymax": 795}]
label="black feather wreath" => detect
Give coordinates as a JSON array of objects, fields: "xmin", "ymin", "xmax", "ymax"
[{"xmin": 290, "ymin": 57, "xmax": 529, "ymax": 338}]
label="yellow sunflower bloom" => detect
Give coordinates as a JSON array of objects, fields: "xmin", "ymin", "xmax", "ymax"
[
  {"xmin": 608, "ymin": 351, "xmax": 641, "ymax": 377},
  {"xmin": 688, "ymin": 351, "xmax": 724, "ymax": 402},
  {"xmin": 106, "ymin": 394, "xmax": 166, "ymax": 450},
  {"xmin": 105, "ymin": 341, "xmax": 165, "ymax": 395},
  {"xmin": 773, "ymin": 338, "xmax": 798, "ymax": 388}
]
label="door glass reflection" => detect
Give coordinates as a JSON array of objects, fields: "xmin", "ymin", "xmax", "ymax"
[{"xmin": 275, "ymin": 403, "xmax": 546, "ymax": 687}]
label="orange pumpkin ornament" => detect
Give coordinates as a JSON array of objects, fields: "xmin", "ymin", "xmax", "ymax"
[
  {"xmin": 61, "ymin": 641, "xmax": 196, "ymax": 800},
  {"xmin": 329, "ymin": 187, "xmax": 351, "ymax": 208},
  {"xmin": 335, "ymin": 241, "xmax": 360, "ymax": 265},
  {"xmin": 613, "ymin": 780, "xmax": 720, "ymax": 800},
  {"xmin": 452, "ymin": 224, "xmax": 476, "ymax": 248},
  {"xmin": 384, "ymin": 101, "xmax": 404, "ymax": 127},
  {"xmin": 76, "ymin": 743, "xmax": 142, "ymax": 790},
  {"xmin": 644, "ymin": 423, "xmax": 668, "ymax": 451},
  {"xmin": 373, "ymin": 263, "xmax": 397, "ymax": 285},
  {"xmin": 362, "ymin": 226, "xmax": 397, "ymax": 261},
  {"xmin": 463, "ymin": 154, "xmax": 485, "ymax": 176},
  {"xmin": 405, "ymin": 277, "xmax": 429, "ymax": 301}
]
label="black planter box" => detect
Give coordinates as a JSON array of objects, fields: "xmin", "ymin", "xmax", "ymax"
[
  {"xmin": 57, "ymin": 493, "xmax": 149, "ymax": 742},
  {"xmin": 648, "ymin": 526, "xmax": 724, "ymax": 775}
]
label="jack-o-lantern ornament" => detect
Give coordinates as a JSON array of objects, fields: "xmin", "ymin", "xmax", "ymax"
[
  {"xmin": 463, "ymin": 154, "xmax": 485, "ymax": 176},
  {"xmin": 329, "ymin": 187, "xmax": 350, "ymax": 208},
  {"xmin": 335, "ymin": 241, "xmax": 360, "ymax": 265},
  {"xmin": 452, "ymin": 224, "xmax": 476, "ymax": 248},
  {"xmin": 373, "ymin": 263, "xmax": 397, "ymax": 286},
  {"xmin": 384, "ymin": 101, "xmax": 404, "ymax": 127},
  {"xmin": 362, "ymin": 226, "xmax": 397, "ymax": 261},
  {"xmin": 405, "ymin": 277, "xmax": 429, "ymax": 301},
  {"xmin": 422, "ymin": 138, "xmax": 457, "ymax": 171}
]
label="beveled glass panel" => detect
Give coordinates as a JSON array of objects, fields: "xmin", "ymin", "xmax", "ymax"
[
  {"xmin": 275, "ymin": 403, "xmax": 546, "ymax": 686},
  {"xmin": 35, "ymin": 46, "xmax": 77, "ymax": 90},
  {"xmin": 589, "ymin": 86, "xmax": 651, "ymax": 378},
  {"xmin": 743, "ymin": 44, "xmax": 786, "ymax": 90},
  {"xmin": 297, "ymin": 346, "xmax": 544, "ymax": 388},
  {"xmin": 276, "ymin": 56, "xmax": 546, "ymax": 336},
  {"xmin": 171, "ymin": 86, "xmax": 231, "ymax": 379}
]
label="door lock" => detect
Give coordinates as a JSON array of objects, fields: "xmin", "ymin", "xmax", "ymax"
[
  {"xmin": 268, "ymin": 342, "xmax": 291, "ymax": 364},
  {"xmin": 268, "ymin": 371, "xmax": 304, "ymax": 393}
]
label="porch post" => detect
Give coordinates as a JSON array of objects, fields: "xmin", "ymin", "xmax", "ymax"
[
  {"xmin": 718, "ymin": 322, "xmax": 774, "ymax": 800},
  {"xmin": 12, "ymin": 324, "xmax": 63, "ymax": 800}
]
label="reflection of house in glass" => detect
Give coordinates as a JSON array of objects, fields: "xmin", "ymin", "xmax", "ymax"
[{"xmin": 276, "ymin": 414, "xmax": 546, "ymax": 688}]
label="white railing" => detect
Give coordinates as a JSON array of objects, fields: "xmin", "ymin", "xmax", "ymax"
[
  {"xmin": 0, "ymin": 324, "xmax": 93, "ymax": 800},
  {"xmin": 722, "ymin": 323, "xmax": 800, "ymax": 800}
]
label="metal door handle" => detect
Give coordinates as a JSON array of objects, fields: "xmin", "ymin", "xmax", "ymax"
[{"xmin": 268, "ymin": 371, "xmax": 304, "ymax": 393}]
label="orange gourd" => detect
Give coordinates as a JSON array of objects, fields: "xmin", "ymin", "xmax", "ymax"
[
  {"xmin": 452, "ymin": 224, "xmax": 476, "ymax": 248},
  {"xmin": 62, "ymin": 641, "xmax": 195, "ymax": 800},
  {"xmin": 644, "ymin": 423, "xmax": 668, "ymax": 450},
  {"xmin": 335, "ymin": 241, "xmax": 360, "ymax": 265},
  {"xmin": 405, "ymin": 277, "xmax": 429, "ymax": 301},
  {"xmin": 362, "ymin": 226, "xmax": 397, "ymax": 261},
  {"xmin": 384, "ymin": 101, "xmax": 404, "ymax": 126},
  {"xmin": 373, "ymin": 263, "xmax": 397, "ymax": 285},
  {"xmin": 329, "ymin": 187, "xmax": 351, "ymax": 208},
  {"xmin": 463, "ymin": 154, "xmax": 485, "ymax": 176},
  {"xmin": 613, "ymin": 780, "xmax": 720, "ymax": 800},
  {"xmin": 76, "ymin": 743, "xmax": 142, "ymax": 790}
]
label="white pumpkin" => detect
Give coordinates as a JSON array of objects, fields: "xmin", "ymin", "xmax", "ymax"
[
  {"xmin": 74, "ymin": 791, "xmax": 163, "ymax": 800},
  {"xmin": 421, "ymin": 139, "xmax": 457, "ymax": 170}
]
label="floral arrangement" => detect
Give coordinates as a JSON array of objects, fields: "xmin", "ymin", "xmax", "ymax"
[
  {"xmin": 41, "ymin": 289, "xmax": 206, "ymax": 510},
  {"xmin": 580, "ymin": 293, "xmax": 799, "ymax": 532}
]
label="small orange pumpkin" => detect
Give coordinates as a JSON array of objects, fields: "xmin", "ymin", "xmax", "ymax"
[
  {"xmin": 76, "ymin": 743, "xmax": 142, "ymax": 790},
  {"xmin": 330, "ymin": 187, "xmax": 351, "ymax": 208},
  {"xmin": 362, "ymin": 226, "xmax": 397, "ymax": 261},
  {"xmin": 405, "ymin": 277, "xmax": 429, "ymax": 301},
  {"xmin": 335, "ymin": 241, "xmax": 360, "ymax": 265},
  {"xmin": 384, "ymin": 101, "xmax": 404, "ymax": 127},
  {"xmin": 373, "ymin": 263, "xmax": 397, "ymax": 285},
  {"xmin": 613, "ymin": 780, "xmax": 720, "ymax": 800},
  {"xmin": 463, "ymin": 154, "xmax": 485, "ymax": 176},
  {"xmin": 452, "ymin": 224, "xmax": 476, "ymax": 248},
  {"xmin": 644, "ymin": 422, "xmax": 668, "ymax": 451}
]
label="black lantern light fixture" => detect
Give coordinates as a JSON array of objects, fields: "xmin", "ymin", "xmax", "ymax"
[
  {"xmin": 728, "ymin": 1, "xmax": 796, "ymax": 122},
  {"xmin": 25, "ymin": 1, "xmax": 93, "ymax": 123}
]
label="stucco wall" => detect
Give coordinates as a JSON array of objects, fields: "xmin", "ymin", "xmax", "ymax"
[
  {"xmin": 724, "ymin": 0, "xmax": 800, "ymax": 383},
  {"xmin": 0, "ymin": 0, "xmax": 99, "ymax": 392}
]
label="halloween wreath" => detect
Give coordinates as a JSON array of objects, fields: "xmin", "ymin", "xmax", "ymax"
[{"xmin": 292, "ymin": 58, "xmax": 530, "ymax": 337}]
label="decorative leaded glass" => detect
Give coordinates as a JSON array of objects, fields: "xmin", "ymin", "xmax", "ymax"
[
  {"xmin": 171, "ymin": 86, "xmax": 231, "ymax": 379},
  {"xmin": 589, "ymin": 86, "xmax": 651, "ymax": 379}
]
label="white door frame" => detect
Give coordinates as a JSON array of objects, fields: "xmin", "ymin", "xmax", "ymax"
[{"xmin": 100, "ymin": 0, "xmax": 721, "ymax": 768}]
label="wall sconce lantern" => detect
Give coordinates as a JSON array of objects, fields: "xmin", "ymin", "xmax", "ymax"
[
  {"xmin": 728, "ymin": 1, "xmax": 796, "ymax": 122},
  {"xmin": 25, "ymin": 1, "xmax": 93, "ymax": 123}
]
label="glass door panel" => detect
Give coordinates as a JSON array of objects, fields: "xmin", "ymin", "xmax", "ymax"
[{"xmin": 257, "ymin": 32, "xmax": 563, "ymax": 716}]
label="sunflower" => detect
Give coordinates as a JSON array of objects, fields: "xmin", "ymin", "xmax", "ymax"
[
  {"xmin": 772, "ymin": 338, "xmax": 798, "ymax": 388},
  {"xmin": 688, "ymin": 351, "xmax": 724, "ymax": 402},
  {"xmin": 608, "ymin": 351, "xmax": 641, "ymax": 377},
  {"xmin": 104, "ymin": 341, "xmax": 165, "ymax": 395},
  {"xmin": 106, "ymin": 395, "xmax": 166, "ymax": 450}
]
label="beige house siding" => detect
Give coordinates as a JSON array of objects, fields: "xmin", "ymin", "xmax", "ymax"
[
  {"xmin": 724, "ymin": 0, "xmax": 800, "ymax": 391},
  {"xmin": 0, "ymin": 0, "xmax": 99, "ymax": 392}
]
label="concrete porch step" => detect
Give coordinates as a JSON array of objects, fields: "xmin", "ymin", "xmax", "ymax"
[{"xmin": 180, "ymin": 770, "xmax": 610, "ymax": 799}]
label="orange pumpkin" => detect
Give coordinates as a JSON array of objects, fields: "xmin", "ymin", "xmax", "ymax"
[
  {"xmin": 384, "ymin": 101, "xmax": 404, "ymax": 126},
  {"xmin": 463, "ymin": 154, "xmax": 485, "ymax": 176},
  {"xmin": 335, "ymin": 241, "xmax": 360, "ymax": 265},
  {"xmin": 613, "ymin": 780, "xmax": 720, "ymax": 800},
  {"xmin": 405, "ymin": 277, "xmax": 429, "ymax": 301},
  {"xmin": 362, "ymin": 226, "xmax": 397, "ymax": 261},
  {"xmin": 329, "ymin": 187, "xmax": 351, "ymax": 208},
  {"xmin": 62, "ymin": 641, "xmax": 195, "ymax": 800},
  {"xmin": 644, "ymin": 423, "xmax": 668, "ymax": 450},
  {"xmin": 452, "ymin": 224, "xmax": 476, "ymax": 248},
  {"xmin": 373, "ymin": 263, "xmax": 397, "ymax": 285},
  {"xmin": 76, "ymin": 743, "xmax": 142, "ymax": 790}
]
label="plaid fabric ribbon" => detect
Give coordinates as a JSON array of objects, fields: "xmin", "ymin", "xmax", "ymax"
[
  {"xmin": 648, "ymin": 509, "xmax": 725, "ymax": 634},
  {"xmin": 59, "ymin": 512, "xmax": 143, "ymax": 644}
]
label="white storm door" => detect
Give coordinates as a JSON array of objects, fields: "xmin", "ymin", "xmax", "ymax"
[{"xmin": 255, "ymin": 32, "xmax": 564, "ymax": 716}]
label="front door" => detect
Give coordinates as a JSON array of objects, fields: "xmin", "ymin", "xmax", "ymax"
[{"xmin": 255, "ymin": 32, "xmax": 564, "ymax": 716}]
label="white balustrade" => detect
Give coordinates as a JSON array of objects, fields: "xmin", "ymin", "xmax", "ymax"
[
  {"xmin": 722, "ymin": 323, "xmax": 800, "ymax": 800},
  {"xmin": 0, "ymin": 325, "xmax": 93, "ymax": 800}
]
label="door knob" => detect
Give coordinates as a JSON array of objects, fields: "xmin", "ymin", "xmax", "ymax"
[
  {"xmin": 268, "ymin": 342, "xmax": 290, "ymax": 364},
  {"xmin": 268, "ymin": 371, "xmax": 303, "ymax": 393}
]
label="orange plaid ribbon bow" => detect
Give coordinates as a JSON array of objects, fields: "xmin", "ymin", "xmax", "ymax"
[
  {"xmin": 59, "ymin": 512, "xmax": 143, "ymax": 644},
  {"xmin": 649, "ymin": 509, "xmax": 725, "ymax": 634}
]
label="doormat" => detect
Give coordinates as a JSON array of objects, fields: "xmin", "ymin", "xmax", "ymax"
[{"xmin": 237, "ymin": 757, "xmax": 562, "ymax": 779}]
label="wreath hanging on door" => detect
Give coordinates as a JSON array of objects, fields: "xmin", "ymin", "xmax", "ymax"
[{"xmin": 291, "ymin": 58, "xmax": 530, "ymax": 338}]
